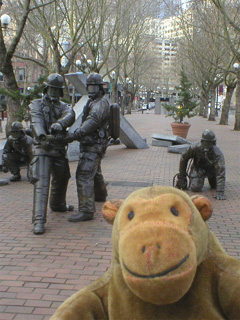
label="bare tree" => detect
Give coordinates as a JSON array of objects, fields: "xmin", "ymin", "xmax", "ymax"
[
  {"xmin": 15, "ymin": 0, "xmax": 155, "ymax": 102},
  {"xmin": 2, "ymin": 0, "xmax": 159, "ymax": 118},
  {"xmin": 0, "ymin": 0, "xmax": 56, "ymax": 132},
  {"xmin": 104, "ymin": 0, "xmax": 160, "ymax": 113},
  {"xmin": 175, "ymin": 1, "xmax": 234, "ymax": 122},
  {"xmin": 14, "ymin": 0, "xmax": 94, "ymax": 92},
  {"xmin": 208, "ymin": 0, "xmax": 240, "ymax": 130}
]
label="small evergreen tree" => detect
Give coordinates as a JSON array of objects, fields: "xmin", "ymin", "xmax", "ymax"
[
  {"xmin": 164, "ymin": 70, "xmax": 198, "ymax": 123},
  {"xmin": 0, "ymin": 75, "xmax": 47, "ymax": 121}
]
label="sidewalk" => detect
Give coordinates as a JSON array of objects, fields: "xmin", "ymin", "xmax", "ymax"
[{"xmin": 0, "ymin": 112, "xmax": 240, "ymax": 320}]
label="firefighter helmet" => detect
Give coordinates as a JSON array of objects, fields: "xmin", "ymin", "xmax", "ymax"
[
  {"xmin": 201, "ymin": 129, "xmax": 216, "ymax": 142},
  {"xmin": 10, "ymin": 121, "xmax": 24, "ymax": 140},
  {"xmin": 44, "ymin": 73, "xmax": 64, "ymax": 97},
  {"xmin": 86, "ymin": 73, "xmax": 104, "ymax": 85},
  {"xmin": 11, "ymin": 121, "xmax": 24, "ymax": 132},
  {"xmin": 45, "ymin": 73, "xmax": 65, "ymax": 89}
]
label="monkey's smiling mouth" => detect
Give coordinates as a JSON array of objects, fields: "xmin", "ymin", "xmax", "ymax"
[{"xmin": 123, "ymin": 254, "xmax": 189, "ymax": 279}]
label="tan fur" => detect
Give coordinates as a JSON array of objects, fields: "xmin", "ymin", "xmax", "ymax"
[{"xmin": 51, "ymin": 186, "xmax": 240, "ymax": 320}]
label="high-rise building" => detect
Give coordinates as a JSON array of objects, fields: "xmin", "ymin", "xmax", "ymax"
[
  {"xmin": 181, "ymin": 0, "xmax": 192, "ymax": 11},
  {"xmin": 144, "ymin": 3, "xmax": 193, "ymax": 93},
  {"xmin": 157, "ymin": 0, "xmax": 182, "ymax": 19}
]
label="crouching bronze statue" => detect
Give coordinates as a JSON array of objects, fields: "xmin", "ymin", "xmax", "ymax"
[
  {"xmin": 175, "ymin": 129, "xmax": 226, "ymax": 200},
  {"xmin": 2, "ymin": 121, "xmax": 33, "ymax": 181}
]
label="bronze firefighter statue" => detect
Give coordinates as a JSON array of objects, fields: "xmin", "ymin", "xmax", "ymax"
[
  {"xmin": 29, "ymin": 73, "xmax": 75, "ymax": 235},
  {"xmin": 175, "ymin": 129, "xmax": 226, "ymax": 200},
  {"xmin": 66, "ymin": 72, "xmax": 111, "ymax": 222},
  {"xmin": 2, "ymin": 121, "xmax": 33, "ymax": 181}
]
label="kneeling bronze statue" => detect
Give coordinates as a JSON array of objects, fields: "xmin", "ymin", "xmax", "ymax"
[
  {"xmin": 175, "ymin": 129, "xmax": 226, "ymax": 200},
  {"xmin": 2, "ymin": 121, "xmax": 33, "ymax": 181}
]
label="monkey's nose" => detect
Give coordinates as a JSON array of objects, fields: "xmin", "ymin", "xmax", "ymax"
[{"xmin": 142, "ymin": 243, "xmax": 161, "ymax": 254}]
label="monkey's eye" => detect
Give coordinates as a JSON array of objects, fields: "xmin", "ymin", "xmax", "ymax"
[
  {"xmin": 170, "ymin": 207, "xmax": 179, "ymax": 216},
  {"xmin": 128, "ymin": 211, "xmax": 135, "ymax": 220}
]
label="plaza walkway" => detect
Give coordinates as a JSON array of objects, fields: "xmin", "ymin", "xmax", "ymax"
[{"xmin": 0, "ymin": 111, "xmax": 240, "ymax": 319}]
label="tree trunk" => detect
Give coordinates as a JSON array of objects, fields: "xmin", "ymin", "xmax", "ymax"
[
  {"xmin": 121, "ymin": 94, "xmax": 126, "ymax": 115},
  {"xmin": 127, "ymin": 95, "xmax": 133, "ymax": 114},
  {"xmin": 111, "ymin": 80, "xmax": 118, "ymax": 103},
  {"xmin": 3, "ymin": 61, "xmax": 21, "ymax": 135},
  {"xmin": 199, "ymin": 97, "xmax": 204, "ymax": 116},
  {"xmin": 208, "ymin": 88, "xmax": 216, "ymax": 121},
  {"xmin": 219, "ymin": 84, "xmax": 235, "ymax": 125},
  {"xmin": 57, "ymin": 66, "xmax": 71, "ymax": 101},
  {"xmin": 202, "ymin": 93, "xmax": 208, "ymax": 118},
  {"xmin": 234, "ymin": 74, "xmax": 240, "ymax": 131},
  {"xmin": 127, "ymin": 102, "xmax": 132, "ymax": 114}
]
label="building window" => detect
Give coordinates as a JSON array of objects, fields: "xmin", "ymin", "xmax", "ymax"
[{"xmin": 18, "ymin": 69, "xmax": 25, "ymax": 81}]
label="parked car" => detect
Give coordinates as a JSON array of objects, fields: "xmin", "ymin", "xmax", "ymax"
[{"xmin": 149, "ymin": 102, "xmax": 155, "ymax": 109}]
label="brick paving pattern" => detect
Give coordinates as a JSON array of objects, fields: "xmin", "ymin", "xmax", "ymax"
[{"xmin": 0, "ymin": 112, "xmax": 240, "ymax": 319}]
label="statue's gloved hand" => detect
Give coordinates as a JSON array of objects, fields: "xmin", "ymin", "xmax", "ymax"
[
  {"xmin": 73, "ymin": 128, "xmax": 82, "ymax": 141},
  {"xmin": 63, "ymin": 133, "xmax": 76, "ymax": 144},
  {"xmin": 44, "ymin": 134, "xmax": 75, "ymax": 145},
  {"xmin": 50, "ymin": 122, "xmax": 63, "ymax": 134},
  {"xmin": 1, "ymin": 165, "xmax": 8, "ymax": 173},
  {"xmin": 176, "ymin": 175, "xmax": 188, "ymax": 190},
  {"xmin": 46, "ymin": 134, "xmax": 62, "ymax": 143},
  {"xmin": 214, "ymin": 192, "xmax": 226, "ymax": 200}
]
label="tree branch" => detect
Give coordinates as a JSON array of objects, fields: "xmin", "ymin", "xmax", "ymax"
[{"xmin": 29, "ymin": 0, "xmax": 56, "ymax": 12}]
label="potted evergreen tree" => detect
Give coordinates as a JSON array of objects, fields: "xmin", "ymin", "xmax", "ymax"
[{"xmin": 164, "ymin": 70, "xmax": 198, "ymax": 138}]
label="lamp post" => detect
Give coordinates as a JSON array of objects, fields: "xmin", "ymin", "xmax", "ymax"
[
  {"xmin": 127, "ymin": 79, "xmax": 133, "ymax": 114},
  {"xmin": 214, "ymin": 74, "xmax": 222, "ymax": 117},
  {"xmin": 233, "ymin": 62, "xmax": 240, "ymax": 130},
  {"xmin": 122, "ymin": 77, "xmax": 128, "ymax": 115},
  {"xmin": 110, "ymin": 70, "xmax": 117, "ymax": 103},
  {"xmin": 122, "ymin": 77, "xmax": 132, "ymax": 115}
]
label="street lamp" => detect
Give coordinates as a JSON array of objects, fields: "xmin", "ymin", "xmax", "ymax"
[
  {"xmin": 75, "ymin": 58, "xmax": 92, "ymax": 73},
  {"xmin": 87, "ymin": 59, "xmax": 92, "ymax": 66},
  {"xmin": 233, "ymin": 62, "xmax": 239, "ymax": 70},
  {"xmin": 111, "ymin": 70, "xmax": 116, "ymax": 79},
  {"xmin": 76, "ymin": 59, "xmax": 81, "ymax": 67},
  {"xmin": 0, "ymin": 14, "xmax": 11, "ymax": 28}
]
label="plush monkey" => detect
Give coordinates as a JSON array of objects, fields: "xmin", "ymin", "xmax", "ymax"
[{"xmin": 51, "ymin": 186, "xmax": 240, "ymax": 320}]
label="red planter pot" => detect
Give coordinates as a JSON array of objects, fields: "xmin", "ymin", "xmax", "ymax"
[{"xmin": 170, "ymin": 122, "xmax": 191, "ymax": 139}]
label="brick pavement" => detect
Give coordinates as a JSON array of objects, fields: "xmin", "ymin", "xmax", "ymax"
[{"xmin": 0, "ymin": 112, "xmax": 240, "ymax": 319}]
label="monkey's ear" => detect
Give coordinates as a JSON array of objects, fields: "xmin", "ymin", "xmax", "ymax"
[
  {"xmin": 101, "ymin": 200, "xmax": 123, "ymax": 224},
  {"xmin": 191, "ymin": 195, "xmax": 213, "ymax": 221}
]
